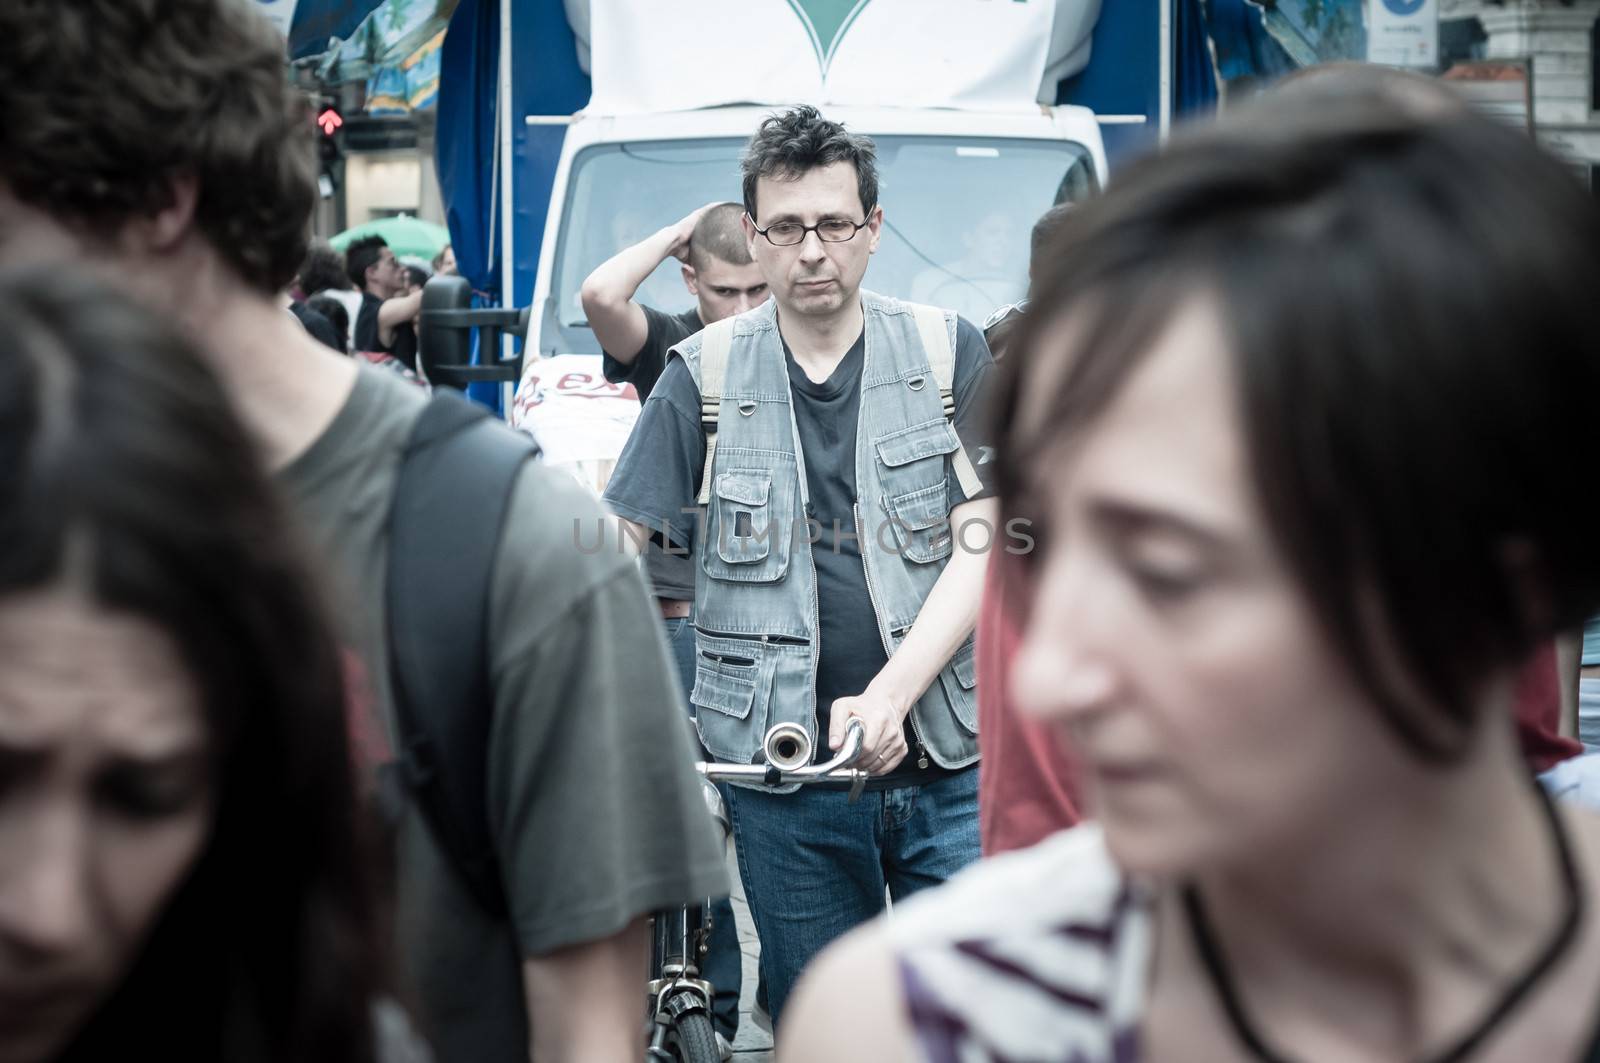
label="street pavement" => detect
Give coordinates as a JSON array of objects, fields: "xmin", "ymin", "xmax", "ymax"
[{"xmin": 728, "ymin": 848, "xmax": 774, "ymax": 1061}]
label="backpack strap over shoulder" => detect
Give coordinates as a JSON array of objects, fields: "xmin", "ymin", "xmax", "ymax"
[
  {"xmin": 696, "ymin": 317, "xmax": 736, "ymax": 506},
  {"xmin": 386, "ymin": 391, "xmax": 539, "ymax": 917},
  {"xmin": 910, "ymin": 303, "xmax": 985, "ymax": 501}
]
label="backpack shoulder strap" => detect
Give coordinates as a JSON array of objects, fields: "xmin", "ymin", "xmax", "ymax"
[
  {"xmin": 386, "ymin": 391, "xmax": 539, "ymax": 917},
  {"xmin": 909, "ymin": 303, "xmax": 984, "ymax": 501},
  {"xmin": 696, "ymin": 317, "xmax": 736, "ymax": 506}
]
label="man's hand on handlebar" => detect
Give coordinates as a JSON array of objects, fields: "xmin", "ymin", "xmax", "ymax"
[{"xmin": 828, "ymin": 690, "xmax": 909, "ymax": 776}]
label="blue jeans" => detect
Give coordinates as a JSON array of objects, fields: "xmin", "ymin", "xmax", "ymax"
[
  {"xmin": 727, "ymin": 767, "xmax": 981, "ymax": 1029},
  {"xmin": 1579, "ymin": 677, "xmax": 1600, "ymax": 754},
  {"xmin": 664, "ymin": 615, "xmax": 744, "ymax": 1041}
]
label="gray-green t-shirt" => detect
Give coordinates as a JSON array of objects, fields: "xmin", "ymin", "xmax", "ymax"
[{"xmin": 280, "ymin": 367, "xmax": 727, "ymax": 1063}]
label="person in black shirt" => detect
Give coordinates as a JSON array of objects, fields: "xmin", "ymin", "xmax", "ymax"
[
  {"xmin": 346, "ymin": 236, "xmax": 421, "ymax": 371},
  {"xmin": 585, "ymin": 202, "xmax": 769, "ymax": 403},
  {"xmin": 586, "ymin": 202, "xmax": 770, "ymax": 610},
  {"xmin": 586, "ymin": 200, "xmax": 769, "ymax": 1047},
  {"xmin": 288, "ymin": 297, "xmax": 342, "ymax": 353}
]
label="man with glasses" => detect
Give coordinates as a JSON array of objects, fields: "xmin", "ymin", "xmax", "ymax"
[{"xmin": 605, "ymin": 105, "xmax": 996, "ymax": 1030}]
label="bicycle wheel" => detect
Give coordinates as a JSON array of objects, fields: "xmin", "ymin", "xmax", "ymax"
[{"xmin": 667, "ymin": 998, "xmax": 722, "ymax": 1063}]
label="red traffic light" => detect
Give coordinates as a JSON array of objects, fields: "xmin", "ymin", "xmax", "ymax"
[{"xmin": 317, "ymin": 108, "xmax": 344, "ymax": 136}]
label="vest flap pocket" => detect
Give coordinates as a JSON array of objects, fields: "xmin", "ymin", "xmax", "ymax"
[
  {"xmin": 691, "ymin": 665, "xmax": 758, "ymax": 721},
  {"xmin": 938, "ymin": 636, "xmax": 979, "ymax": 733},
  {"xmin": 887, "ymin": 481, "xmax": 949, "ymax": 532},
  {"xmin": 706, "ymin": 468, "xmax": 791, "ymax": 581},
  {"xmin": 715, "ymin": 473, "xmax": 770, "ymax": 507},
  {"xmin": 876, "ymin": 419, "xmax": 960, "ymax": 469},
  {"xmin": 884, "ymin": 480, "xmax": 953, "ymax": 564},
  {"xmin": 949, "ymin": 636, "xmax": 977, "ymax": 689}
]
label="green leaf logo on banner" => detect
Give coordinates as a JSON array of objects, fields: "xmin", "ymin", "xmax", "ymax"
[{"xmin": 785, "ymin": 0, "xmax": 873, "ymax": 78}]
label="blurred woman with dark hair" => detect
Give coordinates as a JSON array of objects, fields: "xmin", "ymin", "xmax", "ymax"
[
  {"xmin": 0, "ymin": 270, "xmax": 420, "ymax": 1062},
  {"xmin": 783, "ymin": 82, "xmax": 1600, "ymax": 1062}
]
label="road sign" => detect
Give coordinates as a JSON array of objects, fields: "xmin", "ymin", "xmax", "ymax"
[{"xmin": 1369, "ymin": 0, "xmax": 1437, "ymax": 67}]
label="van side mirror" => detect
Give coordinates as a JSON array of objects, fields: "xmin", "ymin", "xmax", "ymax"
[
  {"xmin": 417, "ymin": 276, "xmax": 530, "ymax": 392},
  {"xmin": 419, "ymin": 275, "xmax": 475, "ymax": 372}
]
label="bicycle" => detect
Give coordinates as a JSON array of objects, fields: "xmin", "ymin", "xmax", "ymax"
[{"xmin": 645, "ymin": 719, "xmax": 867, "ymax": 1062}]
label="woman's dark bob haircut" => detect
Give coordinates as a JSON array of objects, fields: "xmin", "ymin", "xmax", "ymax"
[
  {"xmin": 995, "ymin": 73, "xmax": 1600, "ymax": 761},
  {"xmin": 0, "ymin": 269, "xmax": 383, "ymax": 1061}
]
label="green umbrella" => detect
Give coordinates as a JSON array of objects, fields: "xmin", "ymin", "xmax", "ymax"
[{"xmin": 329, "ymin": 214, "xmax": 450, "ymax": 260}]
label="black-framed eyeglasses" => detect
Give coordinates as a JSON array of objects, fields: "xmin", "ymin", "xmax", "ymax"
[{"xmin": 749, "ymin": 213, "xmax": 871, "ymax": 247}]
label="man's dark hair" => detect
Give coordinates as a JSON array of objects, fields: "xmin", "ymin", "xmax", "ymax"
[
  {"xmin": 0, "ymin": 268, "xmax": 384, "ymax": 1061},
  {"xmin": 996, "ymin": 89, "xmax": 1600, "ymax": 763},
  {"xmin": 689, "ymin": 203, "xmax": 755, "ymax": 272},
  {"xmin": 740, "ymin": 106, "xmax": 878, "ymax": 222},
  {"xmin": 307, "ymin": 294, "xmax": 351, "ymax": 353},
  {"xmin": 346, "ymin": 236, "xmax": 390, "ymax": 291},
  {"xmin": 299, "ymin": 241, "xmax": 353, "ymax": 297},
  {"xmin": 0, "ymin": 0, "xmax": 317, "ymax": 295}
]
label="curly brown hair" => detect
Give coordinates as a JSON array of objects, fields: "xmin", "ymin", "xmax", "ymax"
[
  {"xmin": 740, "ymin": 105, "xmax": 878, "ymax": 223},
  {"xmin": 0, "ymin": 0, "xmax": 316, "ymax": 295}
]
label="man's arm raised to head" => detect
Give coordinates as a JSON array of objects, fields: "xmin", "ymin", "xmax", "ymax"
[
  {"xmin": 581, "ymin": 203, "xmax": 719, "ymax": 364},
  {"xmin": 376, "ymin": 288, "xmax": 424, "ymax": 346}
]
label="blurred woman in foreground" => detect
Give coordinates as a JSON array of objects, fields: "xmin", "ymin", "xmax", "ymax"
[
  {"xmin": 783, "ymin": 84, "xmax": 1600, "ymax": 1061},
  {"xmin": 0, "ymin": 271, "xmax": 402, "ymax": 1062}
]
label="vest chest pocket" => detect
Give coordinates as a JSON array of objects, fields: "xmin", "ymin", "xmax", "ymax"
[
  {"xmin": 883, "ymin": 480, "xmax": 954, "ymax": 564},
  {"xmin": 875, "ymin": 419, "xmax": 960, "ymax": 493},
  {"xmin": 704, "ymin": 470, "xmax": 792, "ymax": 583},
  {"xmin": 876, "ymin": 420, "xmax": 961, "ymax": 564}
]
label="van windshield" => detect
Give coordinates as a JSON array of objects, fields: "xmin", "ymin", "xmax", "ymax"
[{"xmin": 549, "ymin": 134, "xmax": 1096, "ymax": 350}]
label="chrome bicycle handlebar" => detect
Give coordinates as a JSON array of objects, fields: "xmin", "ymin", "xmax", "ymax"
[{"xmin": 696, "ymin": 719, "xmax": 869, "ymax": 801}]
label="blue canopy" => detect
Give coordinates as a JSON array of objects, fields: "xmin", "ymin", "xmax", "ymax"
[{"xmin": 288, "ymin": 0, "xmax": 387, "ymax": 61}]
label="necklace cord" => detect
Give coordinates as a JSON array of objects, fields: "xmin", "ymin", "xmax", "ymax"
[{"xmin": 1182, "ymin": 780, "xmax": 1584, "ymax": 1063}]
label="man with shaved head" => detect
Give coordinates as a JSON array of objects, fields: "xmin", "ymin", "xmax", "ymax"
[
  {"xmin": 583, "ymin": 201, "xmax": 769, "ymax": 403},
  {"xmin": 584, "ymin": 200, "xmax": 770, "ymax": 1049}
]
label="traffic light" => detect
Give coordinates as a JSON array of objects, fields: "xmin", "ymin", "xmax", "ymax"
[
  {"xmin": 316, "ymin": 98, "xmax": 344, "ymax": 167},
  {"xmin": 315, "ymin": 98, "xmax": 344, "ymax": 192}
]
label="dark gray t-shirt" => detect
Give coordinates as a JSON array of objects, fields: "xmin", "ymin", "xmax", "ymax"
[
  {"xmin": 601, "ymin": 304, "xmax": 702, "ymax": 404},
  {"xmin": 604, "ymin": 315, "xmax": 994, "ymax": 786},
  {"xmin": 281, "ymin": 367, "xmax": 727, "ymax": 1063},
  {"xmin": 354, "ymin": 291, "xmax": 418, "ymax": 371},
  {"xmin": 602, "ymin": 304, "xmax": 703, "ymax": 601}
]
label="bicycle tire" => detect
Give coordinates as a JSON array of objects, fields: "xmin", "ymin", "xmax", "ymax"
[{"xmin": 668, "ymin": 1001, "xmax": 722, "ymax": 1063}]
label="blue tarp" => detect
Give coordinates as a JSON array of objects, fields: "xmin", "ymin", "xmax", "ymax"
[
  {"xmin": 1206, "ymin": 0, "xmax": 1301, "ymax": 83},
  {"xmin": 435, "ymin": 0, "xmax": 590, "ymax": 410},
  {"xmin": 1056, "ymin": 0, "xmax": 1222, "ymax": 167},
  {"xmin": 288, "ymin": 0, "xmax": 387, "ymax": 61},
  {"xmin": 435, "ymin": 0, "xmax": 499, "ymax": 298},
  {"xmin": 1176, "ymin": 0, "xmax": 1221, "ymax": 120}
]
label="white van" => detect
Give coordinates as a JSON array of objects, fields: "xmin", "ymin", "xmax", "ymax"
[
  {"xmin": 525, "ymin": 104, "xmax": 1106, "ymax": 363},
  {"xmin": 507, "ymin": 104, "xmax": 1106, "ymax": 488}
]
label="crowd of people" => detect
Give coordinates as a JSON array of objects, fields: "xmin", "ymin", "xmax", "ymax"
[
  {"xmin": 286, "ymin": 232, "xmax": 456, "ymax": 379},
  {"xmin": 1, "ymin": 2, "xmax": 1599, "ymax": 1063}
]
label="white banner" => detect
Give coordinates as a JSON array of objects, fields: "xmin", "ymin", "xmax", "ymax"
[
  {"xmin": 253, "ymin": 0, "xmax": 300, "ymax": 38},
  {"xmin": 583, "ymin": 0, "xmax": 1098, "ymax": 115},
  {"xmin": 510, "ymin": 353, "xmax": 641, "ymax": 470},
  {"xmin": 1368, "ymin": 0, "xmax": 1438, "ymax": 68}
]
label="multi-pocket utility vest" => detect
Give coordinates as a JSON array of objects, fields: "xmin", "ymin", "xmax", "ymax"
[{"xmin": 671, "ymin": 291, "xmax": 983, "ymax": 779}]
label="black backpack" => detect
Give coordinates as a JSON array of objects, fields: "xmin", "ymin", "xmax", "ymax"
[{"xmin": 383, "ymin": 390, "xmax": 539, "ymax": 917}]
